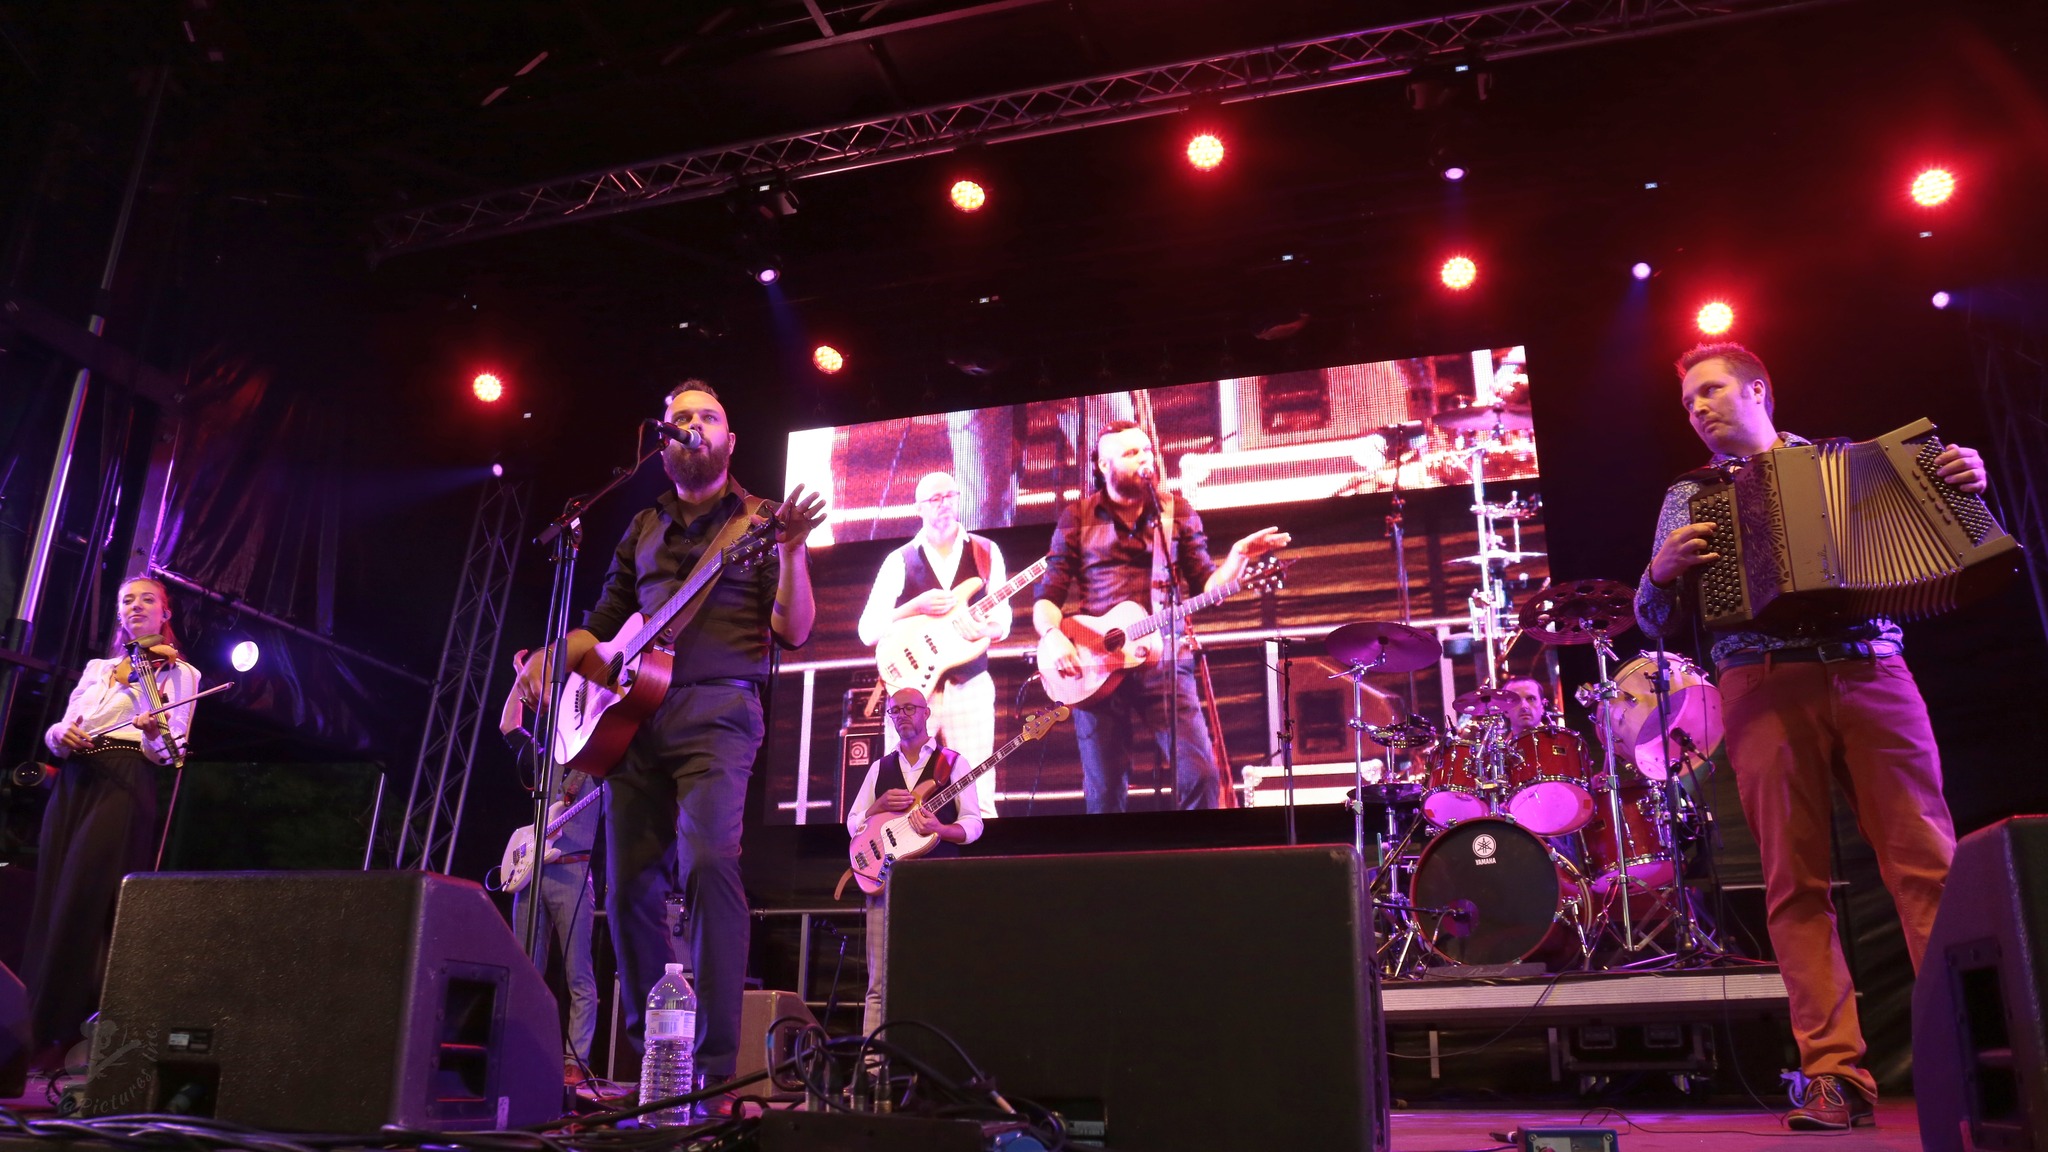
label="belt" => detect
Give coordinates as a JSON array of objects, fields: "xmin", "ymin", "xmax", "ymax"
[
  {"xmin": 552, "ymin": 852, "xmax": 592, "ymax": 866},
  {"xmin": 679, "ymin": 677, "xmax": 759, "ymax": 692},
  {"xmin": 78, "ymin": 738, "xmax": 145, "ymax": 758},
  {"xmin": 1718, "ymin": 639, "xmax": 1903, "ymax": 673}
]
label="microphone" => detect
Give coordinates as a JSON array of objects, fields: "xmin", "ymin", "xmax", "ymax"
[{"xmin": 647, "ymin": 419, "xmax": 704, "ymax": 449}]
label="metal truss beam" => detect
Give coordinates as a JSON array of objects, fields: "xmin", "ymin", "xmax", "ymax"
[
  {"xmin": 391, "ymin": 475, "xmax": 528, "ymax": 873},
  {"xmin": 1970, "ymin": 293, "xmax": 2048, "ymax": 647},
  {"xmin": 372, "ymin": 0, "xmax": 1844, "ymax": 260}
]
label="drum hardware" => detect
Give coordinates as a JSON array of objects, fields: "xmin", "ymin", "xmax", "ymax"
[
  {"xmin": 1407, "ymin": 818, "xmax": 1594, "ymax": 971},
  {"xmin": 1431, "ymin": 402, "xmax": 1535, "ymax": 435},
  {"xmin": 1327, "ymin": 621, "xmax": 1445, "ymax": 879}
]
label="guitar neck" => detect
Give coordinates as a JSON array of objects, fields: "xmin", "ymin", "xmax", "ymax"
[
  {"xmin": 1123, "ymin": 572, "xmax": 1250, "ymax": 642},
  {"xmin": 921, "ymin": 729, "xmax": 1032, "ymax": 813},
  {"xmin": 545, "ymin": 783, "xmax": 603, "ymax": 836},
  {"xmin": 968, "ymin": 557, "xmax": 1050, "ymax": 622}
]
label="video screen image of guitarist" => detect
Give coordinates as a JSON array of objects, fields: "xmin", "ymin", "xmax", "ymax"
[{"xmin": 770, "ymin": 344, "xmax": 1556, "ymax": 822}]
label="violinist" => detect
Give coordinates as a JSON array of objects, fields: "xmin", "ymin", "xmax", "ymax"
[{"xmin": 23, "ymin": 576, "xmax": 201, "ymax": 1070}]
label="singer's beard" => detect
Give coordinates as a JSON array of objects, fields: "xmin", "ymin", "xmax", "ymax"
[
  {"xmin": 1107, "ymin": 471, "xmax": 1155, "ymax": 508},
  {"xmin": 663, "ymin": 437, "xmax": 734, "ymax": 491}
]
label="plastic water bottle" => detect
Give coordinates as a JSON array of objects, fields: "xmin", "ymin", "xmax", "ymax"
[{"xmin": 639, "ymin": 963, "xmax": 697, "ymax": 1126}]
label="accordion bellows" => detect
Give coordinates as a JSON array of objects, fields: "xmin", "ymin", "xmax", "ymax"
[{"xmin": 1690, "ymin": 419, "xmax": 2021, "ymax": 630}]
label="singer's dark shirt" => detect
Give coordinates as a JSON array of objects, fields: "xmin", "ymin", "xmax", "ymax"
[
  {"xmin": 583, "ymin": 480, "xmax": 788, "ymax": 685},
  {"xmin": 1034, "ymin": 491, "xmax": 1217, "ymax": 617}
]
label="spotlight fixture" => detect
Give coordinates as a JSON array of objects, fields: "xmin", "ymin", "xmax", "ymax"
[
  {"xmin": 1631, "ymin": 262, "xmax": 1653, "ymax": 281},
  {"xmin": 813, "ymin": 345, "xmax": 846, "ymax": 374},
  {"xmin": 752, "ymin": 260, "xmax": 781, "ymax": 286},
  {"xmin": 949, "ymin": 179, "xmax": 987, "ymax": 212},
  {"xmin": 1439, "ymin": 256, "xmax": 1478, "ymax": 291},
  {"xmin": 1910, "ymin": 167, "xmax": 1955, "ymax": 208},
  {"xmin": 1696, "ymin": 301, "xmax": 1735, "ymax": 335},
  {"xmin": 1186, "ymin": 132, "xmax": 1225, "ymax": 171},
  {"xmin": 1440, "ymin": 164, "xmax": 1467, "ymax": 182},
  {"xmin": 230, "ymin": 640, "xmax": 260, "ymax": 673},
  {"xmin": 472, "ymin": 373, "xmax": 504, "ymax": 402},
  {"xmin": 491, "ymin": 462, "xmax": 505, "ymax": 478},
  {"xmin": 1931, "ymin": 290, "xmax": 1952, "ymax": 310}
]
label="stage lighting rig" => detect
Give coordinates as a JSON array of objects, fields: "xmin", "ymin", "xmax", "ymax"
[
  {"xmin": 1910, "ymin": 167, "xmax": 1955, "ymax": 208},
  {"xmin": 1696, "ymin": 301, "xmax": 1735, "ymax": 335},
  {"xmin": 1439, "ymin": 256, "xmax": 1478, "ymax": 291},
  {"xmin": 472, "ymin": 373, "xmax": 504, "ymax": 402}
]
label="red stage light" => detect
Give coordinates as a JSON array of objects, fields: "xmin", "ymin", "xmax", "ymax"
[
  {"xmin": 949, "ymin": 179, "xmax": 987, "ymax": 212},
  {"xmin": 472, "ymin": 373, "xmax": 504, "ymax": 402},
  {"xmin": 1186, "ymin": 133, "xmax": 1225, "ymax": 171},
  {"xmin": 813, "ymin": 345, "xmax": 845, "ymax": 374},
  {"xmin": 1695, "ymin": 301, "xmax": 1735, "ymax": 335},
  {"xmin": 1910, "ymin": 167, "xmax": 1955, "ymax": 208},
  {"xmin": 1439, "ymin": 256, "xmax": 1477, "ymax": 291}
]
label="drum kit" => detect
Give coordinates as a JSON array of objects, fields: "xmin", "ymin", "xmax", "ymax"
[{"xmin": 1326, "ymin": 579, "xmax": 1731, "ymax": 978}]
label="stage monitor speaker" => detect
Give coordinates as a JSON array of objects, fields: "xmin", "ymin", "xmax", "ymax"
[
  {"xmin": 887, "ymin": 845, "xmax": 1388, "ymax": 1152},
  {"xmin": 739, "ymin": 989, "xmax": 819, "ymax": 1102},
  {"xmin": 1914, "ymin": 816, "xmax": 2048, "ymax": 1152},
  {"xmin": 0, "ymin": 961, "xmax": 27, "ymax": 1098},
  {"xmin": 83, "ymin": 871, "xmax": 562, "ymax": 1132}
]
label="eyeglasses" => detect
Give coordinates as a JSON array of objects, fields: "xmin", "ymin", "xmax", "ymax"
[
  {"xmin": 885, "ymin": 704, "xmax": 930, "ymax": 717},
  {"xmin": 918, "ymin": 492, "xmax": 957, "ymax": 505}
]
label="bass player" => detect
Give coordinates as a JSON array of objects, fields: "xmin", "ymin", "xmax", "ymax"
[
  {"xmin": 1031, "ymin": 420, "xmax": 1289, "ymax": 813},
  {"xmin": 856, "ymin": 471, "xmax": 1009, "ymax": 781},
  {"xmin": 514, "ymin": 379, "xmax": 826, "ymax": 1113},
  {"xmin": 843, "ymin": 686, "xmax": 982, "ymax": 1036}
]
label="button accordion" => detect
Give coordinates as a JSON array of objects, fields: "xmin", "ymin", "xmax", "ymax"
[{"xmin": 1688, "ymin": 419, "xmax": 2020, "ymax": 630}]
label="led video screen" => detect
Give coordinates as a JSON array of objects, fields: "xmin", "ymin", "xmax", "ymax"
[{"xmin": 770, "ymin": 347, "xmax": 1550, "ymax": 824}]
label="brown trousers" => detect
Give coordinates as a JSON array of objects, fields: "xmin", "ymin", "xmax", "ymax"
[{"xmin": 1720, "ymin": 654, "xmax": 1955, "ymax": 1100}]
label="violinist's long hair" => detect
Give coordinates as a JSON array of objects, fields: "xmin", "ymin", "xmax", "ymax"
[{"xmin": 106, "ymin": 577, "xmax": 183, "ymax": 659}]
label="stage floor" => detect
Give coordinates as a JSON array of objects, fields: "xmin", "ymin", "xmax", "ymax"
[{"xmin": 1391, "ymin": 1100, "xmax": 1923, "ymax": 1151}]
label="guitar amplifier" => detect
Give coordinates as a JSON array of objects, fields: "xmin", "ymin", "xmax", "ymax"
[
  {"xmin": 1689, "ymin": 418, "xmax": 2020, "ymax": 630},
  {"xmin": 839, "ymin": 681, "xmax": 885, "ymax": 821}
]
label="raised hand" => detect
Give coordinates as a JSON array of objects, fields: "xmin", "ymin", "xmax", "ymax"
[{"xmin": 776, "ymin": 483, "xmax": 830, "ymax": 545}]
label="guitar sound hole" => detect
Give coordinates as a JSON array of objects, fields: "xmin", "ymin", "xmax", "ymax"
[{"xmin": 1104, "ymin": 630, "xmax": 1127, "ymax": 653}]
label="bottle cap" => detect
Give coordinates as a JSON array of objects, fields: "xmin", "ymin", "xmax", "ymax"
[{"xmin": 665, "ymin": 963, "xmax": 686, "ymax": 975}]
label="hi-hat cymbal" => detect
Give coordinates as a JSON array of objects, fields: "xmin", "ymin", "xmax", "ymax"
[
  {"xmin": 1517, "ymin": 578, "xmax": 1638, "ymax": 645},
  {"xmin": 1432, "ymin": 403, "xmax": 1535, "ymax": 433},
  {"xmin": 1326, "ymin": 621, "xmax": 1443, "ymax": 674}
]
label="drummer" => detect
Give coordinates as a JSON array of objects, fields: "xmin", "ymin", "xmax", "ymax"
[{"xmin": 1498, "ymin": 677, "xmax": 1547, "ymax": 736}]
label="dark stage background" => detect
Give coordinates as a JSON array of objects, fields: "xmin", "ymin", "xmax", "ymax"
[{"xmin": 3, "ymin": 0, "xmax": 2047, "ymax": 1099}]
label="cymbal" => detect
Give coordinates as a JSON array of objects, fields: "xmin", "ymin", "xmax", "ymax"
[
  {"xmin": 1516, "ymin": 578, "xmax": 1638, "ymax": 644},
  {"xmin": 1448, "ymin": 548, "xmax": 1547, "ymax": 566},
  {"xmin": 1356, "ymin": 719, "xmax": 1439, "ymax": 749},
  {"xmin": 1326, "ymin": 621, "xmax": 1443, "ymax": 674},
  {"xmin": 1452, "ymin": 686, "xmax": 1518, "ymax": 716},
  {"xmin": 1432, "ymin": 403, "xmax": 1535, "ymax": 433}
]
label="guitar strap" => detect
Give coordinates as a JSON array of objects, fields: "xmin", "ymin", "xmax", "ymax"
[{"xmin": 654, "ymin": 493, "xmax": 774, "ymax": 648}]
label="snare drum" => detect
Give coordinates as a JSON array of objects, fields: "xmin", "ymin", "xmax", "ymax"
[
  {"xmin": 1502, "ymin": 725, "xmax": 1595, "ymax": 835},
  {"xmin": 1409, "ymin": 818, "xmax": 1590, "ymax": 968},
  {"xmin": 1580, "ymin": 783, "xmax": 1675, "ymax": 893},
  {"xmin": 1421, "ymin": 739, "xmax": 1491, "ymax": 828}
]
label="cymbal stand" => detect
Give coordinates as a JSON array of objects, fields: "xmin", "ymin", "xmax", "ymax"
[
  {"xmin": 1644, "ymin": 643, "xmax": 1727, "ymax": 964},
  {"xmin": 1575, "ymin": 631, "xmax": 1644, "ymax": 950},
  {"xmin": 1340, "ymin": 652, "xmax": 1392, "ymax": 867}
]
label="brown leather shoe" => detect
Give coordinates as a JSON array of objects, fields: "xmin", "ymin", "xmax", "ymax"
[{"xmin": 1787, "ymin": 1075, "xmax": 1875, "ymax": 1130}]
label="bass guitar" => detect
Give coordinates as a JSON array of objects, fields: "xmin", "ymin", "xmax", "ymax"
[
  {"xmin": 874, "ymin": 556, "xmax": 1049, "ymax": 695},
  {"xmin": 548, "ymin": 509, "xmax": 778, "ymax": 776},
  {"xmin": 495, "ymin": 782, "xmax": 603, "ymax": 894},
  {"xmin": 1036, "ymin": 556, "xmax": 1288, "ymax": 707},
  {"xmin": 845, "ymin": 705, "xmax": 1069, "ymax": 896}
]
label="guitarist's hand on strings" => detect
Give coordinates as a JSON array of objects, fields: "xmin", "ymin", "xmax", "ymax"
[
  {"xmin": 866, "ymin": 788, "xmax": 918, "ymax": 820},
  {"xmin": 905, "ymin": 588, "xmax": 959, "ymax": 617}
]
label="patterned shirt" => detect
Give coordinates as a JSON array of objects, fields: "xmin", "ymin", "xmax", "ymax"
[
  {"xmin": 1033, "ymin": 491, "xmax": 1218, "ymax": 617},
  {"xmin": 1633, "ymin": 432, "xmax": 1904, "ymax": 665}
]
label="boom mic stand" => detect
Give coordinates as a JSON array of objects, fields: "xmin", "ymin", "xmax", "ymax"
[{"xmin": 522, "ymin": 437, "xmax": 664, "ymax": 958}]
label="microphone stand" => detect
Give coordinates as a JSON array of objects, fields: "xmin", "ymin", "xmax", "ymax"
[
  {"xmin": 522, "ymin": 437, "xmax": 664, "ymax": 957},
  {"xmin": 1145, "ymin": 475, "xmax": 1183, "ymax": 814},
  {"xmin": 130, "ymin": 640, "xmax": 189, "ymax": 870}
]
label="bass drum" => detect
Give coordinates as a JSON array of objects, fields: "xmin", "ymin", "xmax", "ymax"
[{"xmin": 1408, "ymin": 818, "xmax": 1590, "ymax": 969}]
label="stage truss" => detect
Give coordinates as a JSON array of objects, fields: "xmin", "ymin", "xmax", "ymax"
[
  {"xmin": 390, "ymin": 474, "xmax": 528, "ymax": 873},
  {"xmin": 1971, "ymin": 292, "xmax": 2048, "ymax": 646},
  {"xmin": 371, "ymin": 0, "xmax": 1846, "ymax": 260}
]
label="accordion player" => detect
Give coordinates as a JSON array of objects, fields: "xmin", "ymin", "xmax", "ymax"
[{"xmin": 1688, "ymin": 418, "xmax": 2020, "ymax": 630}]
